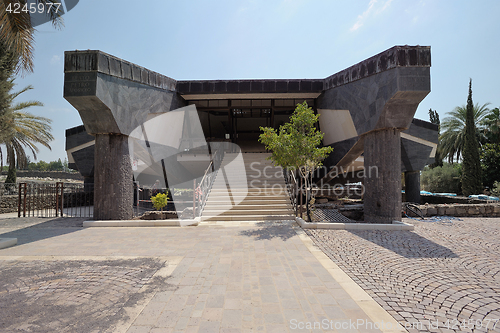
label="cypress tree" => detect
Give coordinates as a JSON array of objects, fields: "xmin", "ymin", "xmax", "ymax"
[
  {"xmin": 461, "ymin": 79, "xmax": 483, "ymax": 196},
  {"xmin": 428, "ymin": 108, "xmax": 443, "ymax": 168}
]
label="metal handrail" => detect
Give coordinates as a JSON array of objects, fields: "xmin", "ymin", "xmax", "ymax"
[{"xmin": 194, "ymin": 145, "xmax": 224, "ymax": 217}]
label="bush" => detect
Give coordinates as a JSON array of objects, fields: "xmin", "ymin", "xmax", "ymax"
[
  {"xmin": 151, "ymin": 192, "xmax": 168, "ymax": 212},
  {"xmin": 421, "ymin": 163, "xmax": 462, "ymax": 194},
  {"xmin": 481, "ymin": 143, "xmax": 500, "ymax": 188},
  {"xmin": 491, "ymin": 181, "xmax": 500, "ymax": 198}
]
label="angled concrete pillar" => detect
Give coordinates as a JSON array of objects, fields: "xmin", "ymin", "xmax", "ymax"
[
  {"xmin": 316, "ymin": 46, "xmax": 431, "ymax": 223},
  {"xmin": 64, "ymin": 50, "xmax": 186, "ymax": 220},
  {"xmin": 364, "ymin": 128, "xmax": 402, "ymax": 223}
]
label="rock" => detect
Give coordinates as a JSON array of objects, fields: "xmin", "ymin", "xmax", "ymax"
[
  {"xmin": 445, "ymin": 207, "xmax": 456, "ymax": 216},
  {"xmin": 455, "ymin": 206, "xmax": 466, "ymax": 216},
  {"xmin": 427, "ymin": 207, "xmax": 437, "ymax": 216}
]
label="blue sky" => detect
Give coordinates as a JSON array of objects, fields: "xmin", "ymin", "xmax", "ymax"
[{"xmin": 5, "ymin": 0, "xmax": 500, "ymax": 164}]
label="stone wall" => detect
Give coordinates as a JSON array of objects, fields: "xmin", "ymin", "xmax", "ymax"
[
  {"xmin": 7, "ymin": 171, "xmax": 84, "ymax": 181},
  {"xmin": 417, "ymin": 203, "xmax": 500, "ymax": 217},
  {"xmin": 0, "ymin": 194, "xmax": 63, "ymax": 214},
  {"xmin": 0, "ymin": 195, "xmax": 18, "ymax": 214}
]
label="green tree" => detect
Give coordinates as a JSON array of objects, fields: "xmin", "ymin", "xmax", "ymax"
[
  {"xmin": 0, "ymin": 83, "xmax": 53, "ymax": 183},
  {"xmin": 0, "ymin": 0, "xmax": 63, "ymax": 74},
  {"xmin": 259, "ymin": 101, "xmax": 333, "ymax": 221},
  {"xmin": 439, "ymin": 102, "xmax": 490, "ymax": 163},
  {"xmin": 428, "ymin": 108, "xmax": 443, "ymax": 168},
  {"xmin": 480, "ymin": 143, "xmax": 500, "ymax": 189},
  {"xmin": 483, "ymin": 107, "xmax": 500, "ymax": 144},
  {"xmin": 461, "ymin": 79, "xmax": 483, "ymax": 196},
  {"xmin": 48, "ymin": 158, "xmax": 63, "ymax": 171}
]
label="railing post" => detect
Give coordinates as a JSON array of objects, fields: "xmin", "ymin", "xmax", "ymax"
[
  {"xmin": 22, "ymin": 183, "xmax": 27, "ymax": 217},
  {"xmin": 193, "ymin": 179, "xmax": 196, "ymax": 218},
  {"xmin": 61, "ymin": 182, "xmax": 64, "ymax": 217},
  {"xmin": 55, "ymin": 183, "xmax": 60, "ymax": 217},
  {"xmin": 18, "ymin": 183, "xmax": 22, "ymax": 217},
  {"xmin": 56, "ymin": 182, "xmax": 64, "ymax": 217}
]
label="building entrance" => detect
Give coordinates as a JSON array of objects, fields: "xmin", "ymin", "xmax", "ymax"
[{"xmin": 190, "ymin": 98, "xmax": 313, "ymax": 153}]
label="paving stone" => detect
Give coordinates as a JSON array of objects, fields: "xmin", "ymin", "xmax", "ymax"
[{"xmin": 306, "ymin": 217, "xmax": 500, "ymax": 333}]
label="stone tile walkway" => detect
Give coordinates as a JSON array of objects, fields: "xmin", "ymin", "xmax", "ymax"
[
  {"xmin": 0, "ymin": 216, "xmax": 402, "ymax": 332},
  {"xmin": 306, "ymin": 217, "xmax": 500, "ymax": 333}
]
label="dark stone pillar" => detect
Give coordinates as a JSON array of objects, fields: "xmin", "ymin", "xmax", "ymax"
[
  {"xmin": 405, "ymin": 171, "xmax": 421, "ymax": 204},
  {"xmin": 364, "ymin": 128, "xmax": 402, "ymax": 223},
  {"xmin": 94, "ymin": 134, "xmax": 133, "ymax": 220},
  {"xmin": 83, "ymin": 177, "xmax": 94, "ymax": 193}
]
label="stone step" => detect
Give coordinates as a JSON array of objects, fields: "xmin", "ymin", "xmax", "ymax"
[
  {"xmin": 205, "ymin": 202, "xmax": 290, "ymax": 208},
  {"xmin": 203, "ymin": 209, "xmax": 293, "ymax": 216},
  {"xmin": 212, "ymin": 182, "xmax": 286, "ymax": 186},
  {"xmin": 205, "ymin": 202, "xmax": 292, "ymax": 212},
  {"xmin": 207, "ymin": 190, "xmax": 289, "ymax": 195},
  {"xmin": 200, "ymin": 153, "xmax": 292, "ymax": 222},
  {"xmin": 201, "ymin": 214, "xmax": 294, "ymax": 221},
  {"xmin": 209, "ymin": 188, "xmax": 288, "ymax": 192}
]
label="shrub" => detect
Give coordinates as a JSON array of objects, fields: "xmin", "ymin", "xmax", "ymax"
[
  {"xmin": 151, "ymin": 192, "xmax": 168, "ymax": 212},
  {"xmin": 481, "ymin": 143, "xmax": 500, "ymax": 188},
  {"xmin": 421, "ymin": 163, "xmax": 462, "ymax": 194},
  {"xmin": 491, "ymin": 181, "xmax": 500, "ymax": 198}
]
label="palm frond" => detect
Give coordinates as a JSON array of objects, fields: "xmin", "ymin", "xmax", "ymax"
[
  {"xmin": 439, "ymin": 103, "xmax": 490, "ymax": 163},
  {"xmin": 1, "ymin": 83, "xmax": 52, "ymax": 169},
  {"xmin": 0, "ymin": 0, "xmax": 63, "ymax": 74}
]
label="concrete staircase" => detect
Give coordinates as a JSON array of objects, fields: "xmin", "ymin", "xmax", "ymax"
[{"xmin": 201, "ymin": 153, "xmax": 294, "ymax": 222}]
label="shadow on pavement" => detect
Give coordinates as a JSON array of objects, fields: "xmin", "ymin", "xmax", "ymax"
[
  {"xmin": 239, "ymin": 223, "xmax": 297, "ymax": 241},
  {"xmin": 348, "ymin": 230, "xmax": 459, "ymax": 259},
  {"xmin": 0, "ymin": 217, "xmax": 85, "ymax": 247}
]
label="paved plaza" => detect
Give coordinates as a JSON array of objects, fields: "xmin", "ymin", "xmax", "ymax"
[
  {"xmin": 0, "ymin": 216, "xmax": 400, "ymax": 333},
  {"xmin": 1, "ymin": 216, "xmax": 499, "ymax": 332},
  {"xmin": 307, "ymin": 217, "xmax": 500, "ymax": 333}
]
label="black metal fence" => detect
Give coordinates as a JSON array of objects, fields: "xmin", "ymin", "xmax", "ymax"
[{"xmin": 4, "ymin": 182, "xmax": 94, "ymax": 218}]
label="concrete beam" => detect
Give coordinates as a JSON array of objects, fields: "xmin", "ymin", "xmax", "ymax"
[
  {"xmin": 317, "ymin": 47, "xmax": 431, "ymax": 223},
  {"xmin": 63, "ymin": 51, "xmax": 186, "ymax": 220}
]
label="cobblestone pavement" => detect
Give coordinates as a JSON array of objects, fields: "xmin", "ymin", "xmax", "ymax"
[
  {"xmin": 0, "ymin": 216, "xmax": 169, "ymax": 333},
  {"xmin": 0, "ymin": 258, "xmax": 166, "ymax": 333},
  {"xmin": 306, "ymin": 217, "xmax": 500, "ymax": 333}
]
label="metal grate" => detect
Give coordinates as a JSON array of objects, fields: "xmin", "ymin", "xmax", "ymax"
[{"xmin": 312, "ymin": 208, "xmax": 354, "ymax": 223}]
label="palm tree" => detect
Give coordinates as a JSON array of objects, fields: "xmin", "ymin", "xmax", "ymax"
[
  {"xmin": 0, "ymin": 84, "xmax": 53, "ymax": 178},
  {"xmin": 0, "ymin": 0, "xmax": 63, "ymax": 74},
  {"xmin": 483, "ymin": 107, "xmax": 500, "ymax": 144},
  {"xmin": 439, "ymin": 102, "xmax": 490, "ymax": 163}
]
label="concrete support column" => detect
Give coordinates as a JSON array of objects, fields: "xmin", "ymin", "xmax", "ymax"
[
  {"xmin": 94, "ymin": 134, "xmax": 133, "ymax": 220},
  {"xmin": 405, "ymin": 170, "xmax": 421, "ymax": 204},
  {"xmin": 364, "ymin": 128, "xmax": 402, "ymax": 223}
]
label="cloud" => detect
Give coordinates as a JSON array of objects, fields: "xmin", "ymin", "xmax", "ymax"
[
  {"xmin": 350, "ymin": 0, "xmax": 393, "ymax": 32},
  {"xmin": 50, "ymin": 55, "xmax": 61, "ymax": 66}
]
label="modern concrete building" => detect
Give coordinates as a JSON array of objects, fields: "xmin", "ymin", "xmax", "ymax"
[{"xmin": 64, "ymin": 45, "xmax": 437, "ymax": 221}]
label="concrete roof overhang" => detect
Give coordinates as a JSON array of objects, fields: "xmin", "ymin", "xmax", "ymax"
[{"xmin": 176, "ymin": 79, "xmax": 324, "ymax": 100}]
